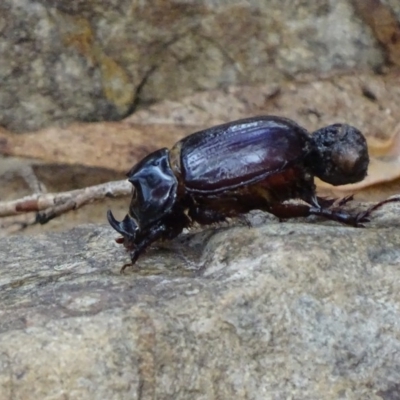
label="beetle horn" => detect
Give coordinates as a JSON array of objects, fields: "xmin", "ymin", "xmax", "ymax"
[{"xmin": 107, "ymin": 210, "xmax": 138, "ymax": 240}]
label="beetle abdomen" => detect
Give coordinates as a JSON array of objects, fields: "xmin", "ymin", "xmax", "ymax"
[{"xmin": 178, "ymin": 116, "xmax": 312, "ymax": 193}]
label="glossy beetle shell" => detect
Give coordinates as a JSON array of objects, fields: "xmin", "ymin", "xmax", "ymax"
[
  {"xmin": 127, "ymin": 149, "xmax": 178, "ymax": 228},
  {"xmin": 174, "ymin": 116, "xmax": 313, "ymax": 193}
]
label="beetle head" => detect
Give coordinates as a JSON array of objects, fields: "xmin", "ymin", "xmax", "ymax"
[
  {"xmin": 127, "ymin": 148, "xmax": 178, "ymax": 228},
  {"xmin": 309, "ymin": 124, "xmax": 369, "ymax": 186}
]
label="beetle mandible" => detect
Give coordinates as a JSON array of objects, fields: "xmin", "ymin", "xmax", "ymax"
[{"xmin": 108, "ymin": 115, "xmax": 370, "ymax": 269}]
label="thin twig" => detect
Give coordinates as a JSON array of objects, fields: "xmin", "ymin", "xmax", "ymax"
[
  {"xmin": 0, "ymin": 180, "xmax": 132, "ymax": 223},
  {"xmin": 0, "ymin": 213, "xmax": 37, "ymax": 234}
]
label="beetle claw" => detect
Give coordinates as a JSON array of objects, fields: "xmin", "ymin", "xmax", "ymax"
[
  {"xmin": 120, "ymin": 262, "xmax": 134, "ymax": 274},
  {"xmin": 338, "ymin": 195, "xmax": 354, "ymax": 207},
  {"xmin": 354, "ymin": 211, "xmax": 370, "ymax": 226},
  {"xmin": 107, "ymin": 210, "xmax": 138, "ymax": 240}
]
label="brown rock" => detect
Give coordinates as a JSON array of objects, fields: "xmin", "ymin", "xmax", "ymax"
[
  {"xmin": 0, "ymin": 0, "xmax": 384, "ymax": 132},
  {"xmin": 1, "ymin": 203, "xmax": 400, "ymax": 398}
]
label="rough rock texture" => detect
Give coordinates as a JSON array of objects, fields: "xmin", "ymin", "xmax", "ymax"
[
  {"xmin": 1, "ymin": 205, "xmax": 400, "ymax": 399},
  {"xmin": 0, "ymin": 0, "xmax": 384, "ymax": 132}
]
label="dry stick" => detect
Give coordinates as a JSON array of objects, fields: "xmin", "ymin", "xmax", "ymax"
[
  {"xmin": 3, "ymin": 178, "xmax": 400, "ymax": 228},
  {"xmin": 0, "ymin": 213, "xmax": 37, "ymax": 233},
  {"xmin": 0, "ymin": 180, "xmax": 132, "ymax": 222}
]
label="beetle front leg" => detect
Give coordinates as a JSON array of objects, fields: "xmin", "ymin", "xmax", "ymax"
[
  {"xmin": 123, "ymin": 223, "xmax": 169, "ymax": 271},
  {"xmin": 122, "ymin": 212, "xmax": 190, "ymax": 272}
]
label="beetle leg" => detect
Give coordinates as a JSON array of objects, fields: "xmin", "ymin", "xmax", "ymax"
[
  {"xmin": 188, "ymin": 205, "xmax": 227, "ymax": 225},
  {"xmin": 314, "ymin": 195, "xmax": 354, "ymax": 209},
  {"xmin": 125, "ymin": 223, "xmax": 169, "ymax": 269},
  {"xmin": 119, "ymin": 225, "xmax": 168, "ymax": 273},
  {"xmin": 308, "ymin": 206, "xmax": 368, "ymax": 227},
  {"xmin": 267, "ymin": 203, "xmax": 315, "ymax": 220},
  {"xmin": 337, "ymin": 195, "xmax": 355, "ymax": 206},
  {"xmin": 267, "ymin": 203, "xmax": 366, "ymax": 227},
  {"xmin": 314, "ymin": 196, "xmax": 336, "ymax": 208},
  {"xmin": 351, "ymin": 197, "xmax": 400, "ymax": 223}
]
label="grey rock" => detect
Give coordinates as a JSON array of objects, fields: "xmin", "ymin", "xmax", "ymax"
[
  {"xmin": 1, "ymin": 0, "xmax": 384, "ymax": 132},
  {"xmin": 387, "ymin": 0, "xmax": 400, "ymax": 19},
  {"xmin": 1, "ymin": 204, "xmax": 400, "ymax": 399}
]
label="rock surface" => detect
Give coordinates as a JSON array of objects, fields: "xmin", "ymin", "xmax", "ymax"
[
  {"xmin": 0, "ymin": 0, "xmax": 384, "ymax": 132},
  {"xmin": 1, "ymin": 205, "xmax": 400, "ymax": 399}
]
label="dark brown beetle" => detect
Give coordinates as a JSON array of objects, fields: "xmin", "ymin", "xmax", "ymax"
[{"xmin": 108, "ymin": 115, "xmax": 370, "ymax": 269}]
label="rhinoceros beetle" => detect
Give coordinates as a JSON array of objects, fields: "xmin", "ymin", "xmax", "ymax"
[{"xmin": 108, "ymin": 115, "xmax": 370, "ymax": 269}]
